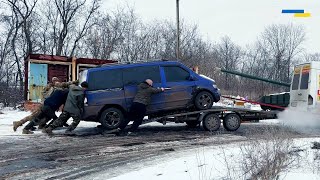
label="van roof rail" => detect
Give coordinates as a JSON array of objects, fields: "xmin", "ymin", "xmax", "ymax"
[{"xmin": 98, "ymin": 59, "xmax": 177, "ymax": 67}]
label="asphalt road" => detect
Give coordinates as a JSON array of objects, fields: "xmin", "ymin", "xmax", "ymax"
[{"xmin": 0, "ymin": 122, "xmax": 313, "ymax": 180}]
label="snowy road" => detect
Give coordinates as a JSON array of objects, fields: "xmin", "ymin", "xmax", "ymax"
[{"xmin": 0, "ymin": 109, "xmax": 319, "ymax": 179}]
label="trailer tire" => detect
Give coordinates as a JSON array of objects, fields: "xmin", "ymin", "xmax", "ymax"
[
  {"xmin": 100, "ymin": 108, "xmax": 124, "ymax": 130},
  {"xmin": 194, "ymin": 91, "xmax": 214, "ymax": 110},
  {"xmin": 186, "ymin": 120, "xmax": 200, "ymax": 128},
  {"xmin": 223, "ymin": 114, "xmax": 241, "ymax": 131},
  {"xmin": 202, "ymin": 113, "xmax": 221, "ymax": 131}
]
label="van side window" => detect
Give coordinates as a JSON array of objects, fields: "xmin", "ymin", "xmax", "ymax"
[
  {"xmin": 88, "ymin": 69, "xmax": 123, "ymax": 90},
  {"xmin": 291, "ymin": 74, "xmax": 300, "ymax": 90},
  {"xmin": 123, "ymin": 66, "xmax": 161, "ymax": 85},
  {"xmin": 164, "ymin": 66, "xmax": 190, "ymax": 82}
]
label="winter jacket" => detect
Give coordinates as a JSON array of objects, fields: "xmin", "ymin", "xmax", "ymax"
[
  {"xmin": 63, "ymin": 85, "xmax": 85, "ymax": 117},
  {"xmin": 133, "ymin": 82, "xmax": 163, "ymax": 105},
  {"xmin": 44, "ymin": 89, "xmax": 69, "ymax": 111},
  {"xmin": 42, "ymin": 83, "xmax": 55, "ymax": 102},
  {"xmin": 42, "ymin": 81, "xmax": 78, "ymax": 103}
]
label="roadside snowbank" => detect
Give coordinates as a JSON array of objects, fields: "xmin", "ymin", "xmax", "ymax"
[{"xmin": 96, "ymin": 138, "xmax": 320, "ymax": 180}]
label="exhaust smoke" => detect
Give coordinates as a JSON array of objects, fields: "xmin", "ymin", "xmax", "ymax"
[{"xmin": 278, "ymin": 108, "xmax": 320, "ymax": 134}]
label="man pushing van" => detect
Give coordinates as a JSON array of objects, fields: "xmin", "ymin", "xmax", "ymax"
[
  {"xmin": 42, "ymin": 82, "xmax": 88, "ymax": 135},
  {"xmin": 117, "ymin": 79, "xmax": 165, "ymax": 136}
]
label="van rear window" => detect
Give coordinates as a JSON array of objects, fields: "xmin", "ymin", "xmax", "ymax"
[
  {"xmin": 88, "ymin": 69, "xmax": 123, "ymax": 90},
  {"xmin": 291, "ymin": 74, "xmax": 300, "ymax": 90},
  {"xmin": 123, "ymin": 66, "xmax": 160, "ymax": 85}
]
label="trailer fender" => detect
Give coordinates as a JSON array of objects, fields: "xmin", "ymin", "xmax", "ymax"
[{"xmin": 197, "ymin": 112, "xmax": 208, "ymax": 122}]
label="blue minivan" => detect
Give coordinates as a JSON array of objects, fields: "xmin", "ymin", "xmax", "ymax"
[{"xmin": 80, "ymin": 60, "xmax": 220, "ymax": 129}]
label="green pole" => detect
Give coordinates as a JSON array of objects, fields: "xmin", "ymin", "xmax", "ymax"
[{"xmin": 218, "ymin": 68, "xmax": 291, "ymax": 87}]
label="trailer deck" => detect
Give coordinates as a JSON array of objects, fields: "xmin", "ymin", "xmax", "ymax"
[{"xmin": 140, "ymin": 106, "xmax": 279, "ymax": 131}]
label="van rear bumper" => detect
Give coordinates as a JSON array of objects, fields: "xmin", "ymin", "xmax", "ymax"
[{"xmin": 82, "ymin": 105, "xmax": 104, "ymax": 121}]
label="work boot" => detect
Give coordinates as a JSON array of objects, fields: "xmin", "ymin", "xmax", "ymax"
[
  {"xmin": 42, "ymin": 127, "xmax": 53, "ymax": 135},
  {"xmin": 22, "ymin": 129, "xmax": 34, "ymax": 134},
  {"xmin": 38, "ymin": 123, "xmax": 46, "ymax": 130},
  {"xmin": 127, "ymin": 131, "xmax": 137, "ymax": 136},
  {"xmin": 30, "ymin": 126, "xmax": 36, "ymax": 131},
  {"xmin": 102, "ymin": 128, "xmax": 120, "ymax": 135},
  {"xmin": 64, "ymin": 129, "xmax": 75, "ymax": 136},
  {"xmin": 63, "ymin": 123, "xmax": 69, "ymax": 128},
  {"xmin": 13, "ymin": 121, "xmax": 22, "ymax": 132},
  {"xmin": 116, "ymin": 130, "xmax": 128, "ymax": 136}
]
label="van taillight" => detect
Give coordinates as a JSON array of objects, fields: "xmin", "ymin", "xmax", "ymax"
[{"xmin": 308, "ymin": 95, "xmax": 313, "ymax": 105}]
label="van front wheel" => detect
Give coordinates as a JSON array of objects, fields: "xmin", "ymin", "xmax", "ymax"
[
  {"xmin": 100, "ymin": 108, "xmax": 124, "ymax": 130},
  {"xmin": 194, "ymin": 91, "xmax": 214, "ymax": 110}
]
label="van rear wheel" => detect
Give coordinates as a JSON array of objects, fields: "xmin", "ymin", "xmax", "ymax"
[{"xmin": 100, "ymin": 108, "xmax": 124, "ymax": 130}]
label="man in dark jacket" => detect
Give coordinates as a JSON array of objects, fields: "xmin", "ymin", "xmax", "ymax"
[
  {"xmin": 43, "ymin": 81, "xmax": 88, "ymax": 135},
  {"xmin": 22, "ymin": 86, "xmax": 69, "ymax": 134},
  {"xmin": 118, "ymin": 79, "xmax": 164, "ymax": 135},
  {"xmin": 13, "ymin": 77, "xmax": 60, "ymax": 132}
]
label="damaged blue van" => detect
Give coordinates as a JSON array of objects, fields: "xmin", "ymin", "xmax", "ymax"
[{"xmin": 80, "ymin": 60, "xmax": 220, "ymax": 129}]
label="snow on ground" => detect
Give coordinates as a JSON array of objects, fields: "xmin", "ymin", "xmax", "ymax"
[
  {"xmin": 0, "ymin": 108, "xmax": 101, "ymax": 138},
  {"xmin": 3, "ymin": 108, "xmax": 320, "ymax": 180},
  {"xmin": 92, "ymin": 138, "xmax": 320, "ymax": 180}
]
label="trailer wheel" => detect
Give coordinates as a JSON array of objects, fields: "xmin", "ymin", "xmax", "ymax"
[
  {"xmin": 100, "ymin": 108, "xmax": 124, "ymax": 130},
  {"xmin": 223, "ymin": 114, "xmax": 241, "ymax": 131},
  {"xmin": 202, "ymin": 113, "xmax": 221, "ymax": 131},
  {"xmin": 186, "ymin": 120, "xmax": 200, "ymax": 128}
]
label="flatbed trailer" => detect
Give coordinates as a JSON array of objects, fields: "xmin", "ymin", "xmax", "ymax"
[{"xmin": 140, "ymin": 106, "xmax": 279, "ymax": 131}]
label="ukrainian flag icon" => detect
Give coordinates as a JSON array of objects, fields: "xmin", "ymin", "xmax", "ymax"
[{"xmin": 282, "ymin": 9, "xmax": 311, "ymax": 18}]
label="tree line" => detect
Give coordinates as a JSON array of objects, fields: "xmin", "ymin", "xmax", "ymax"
[{"xmin": 0, "ymin": 0, "xmax": 318, "ymax": 106}]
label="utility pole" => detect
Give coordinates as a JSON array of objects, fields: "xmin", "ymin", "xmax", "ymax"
[{"xmin": 176, "ymin": 0, "xmax": 180, "ymax": 60}]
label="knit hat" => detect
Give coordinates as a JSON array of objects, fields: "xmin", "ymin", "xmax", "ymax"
[
  {"xmin": 52, "ymin": 77, "xmax": 59, "ymax": 82},
  {"xmin": 81, "ymin": 81, "xmax": 89, "ymax": 88}
]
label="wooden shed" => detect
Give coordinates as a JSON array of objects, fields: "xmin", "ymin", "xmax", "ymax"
[{"xmin": 24, "ymin": 54, "xmax": 116, "ymax": 103}]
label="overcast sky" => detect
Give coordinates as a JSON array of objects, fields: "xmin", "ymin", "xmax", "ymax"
[{"xmin": 103, "ymin": 0, "xmax": 320, "ymax": 54}]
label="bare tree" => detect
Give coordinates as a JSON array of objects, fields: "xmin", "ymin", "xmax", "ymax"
[
  {"xmin": 258, "ymin": 24, "xmax": 305, "ymax": 83},
  {"xmin": 82, "ymin": 7, "xmax": 134, "ymax": 59},
  {"xmin": 304, "ymin": 53, "xmax": 320, "ymax": 62},
  {"xmin": 215, "ymin": 36, "xmax": 242, "ymax": 92},
  {"xmin": 7, "ymin": 0, "xmax": 38, "ymax": 54},
  {"xmin": 40, "ymin": 0, "xmax": 100, "ymax": 56}
]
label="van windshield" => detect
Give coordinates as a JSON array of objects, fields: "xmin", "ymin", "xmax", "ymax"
[
  {"xmin": 300, "ymin": 65, "xmax": 310, "ymax": 90},
  {"xmin": 79, "ymin": 70, "xmax": 88, "ymax": 83},
  {"xmin": 300, "ymin": 73, "xmax": 309, "ymax": 89},
  {"xmin": 292, "ymin": 74, "xmax": 300, "ymax": 90}
]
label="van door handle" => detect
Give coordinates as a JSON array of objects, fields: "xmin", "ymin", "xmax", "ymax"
[
  {"xmin": 298, "ymin": 93, "xmax": 302, "ymax": 96},
  {"xmin": 164, "ymin": 87, "xmax": 172, "ymax": 90}
]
